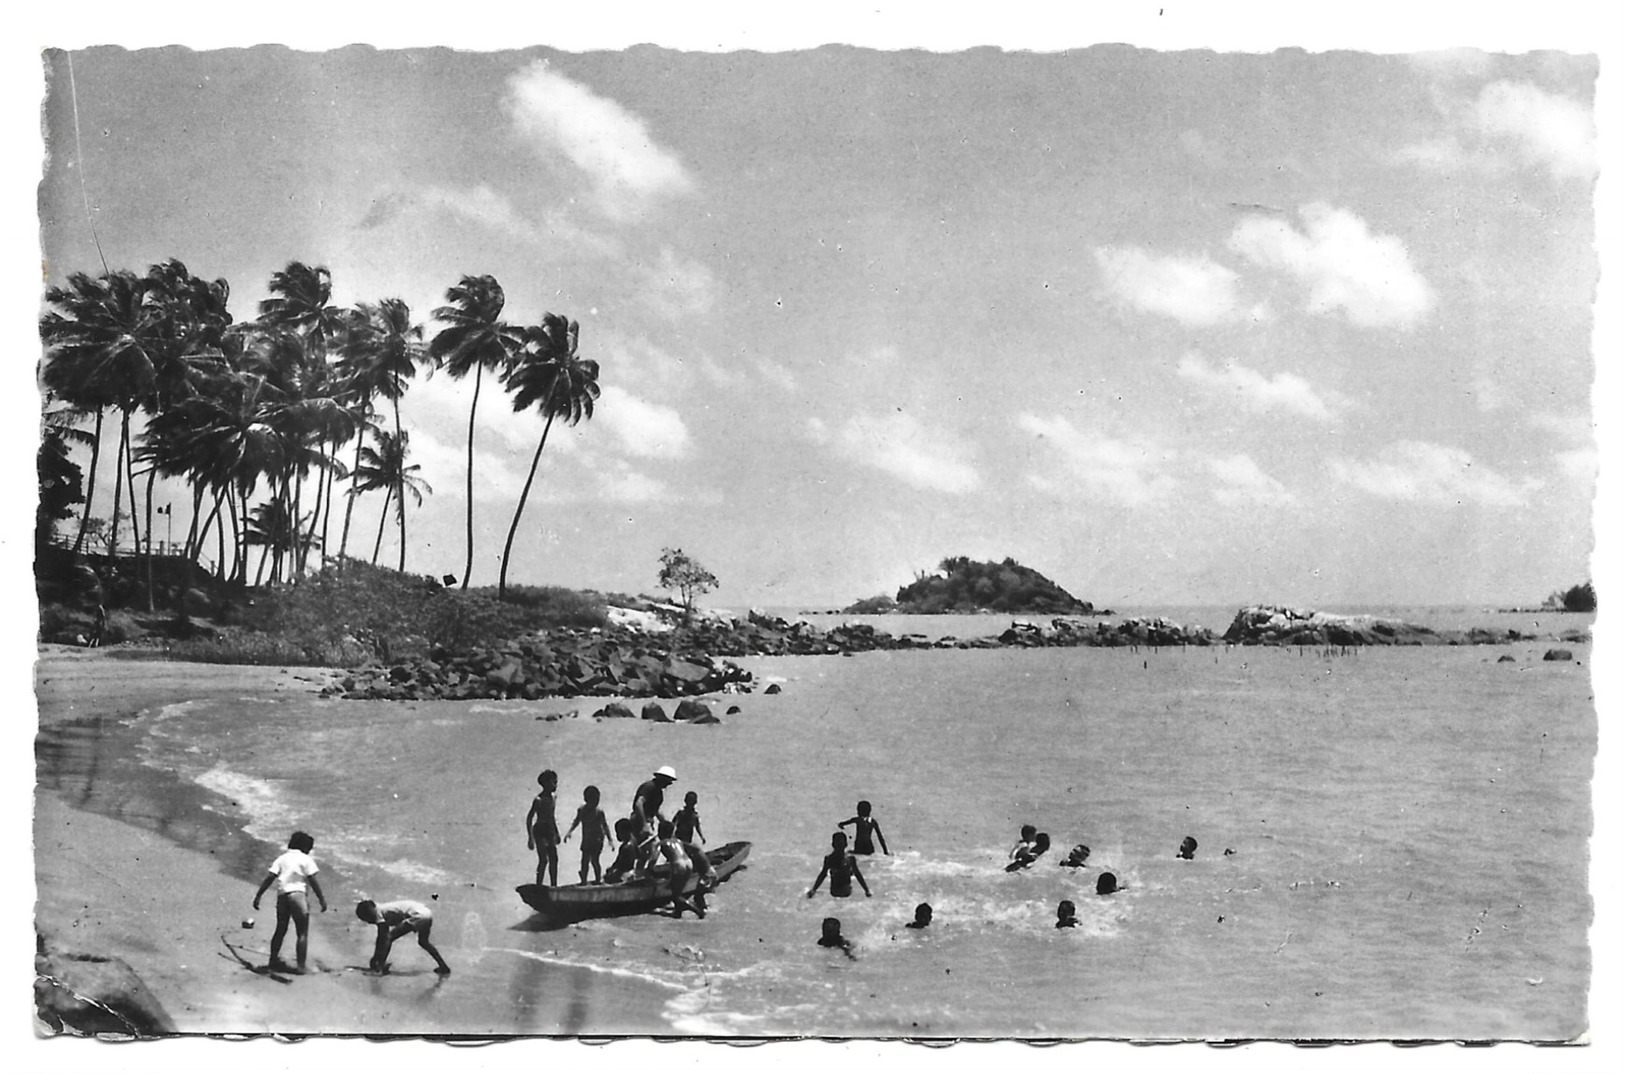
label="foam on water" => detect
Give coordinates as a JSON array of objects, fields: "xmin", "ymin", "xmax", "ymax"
[
  {"xmin": 193, "ymin": 764, "xmax": 300, "ymax": 839},
  {"xmin": 488, "ymin": 945, "xmax": 690, "ymax": 993}
]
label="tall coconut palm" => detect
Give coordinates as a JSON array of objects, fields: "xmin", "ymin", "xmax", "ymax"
[
  {"xmin": 336, "ymin": 298, "xmax": 426, "ymax": 563},
  {"xmin": 429, "ymin": 275, "xmax": 517, "ymax": 589},
  {"xmin": 40, "ymin": 270, "xmax": 164, "ymax": 556},
  {"xmin": 350, "ymin": 429, "xmax": 431, "ymax": 572},
  {"xmin": 257, "ymin": 261, "xmax": 346, "ymax": 353},
  {"xmin": 496, "ymin": 313, "xmax": 599, "ymax": 599}
]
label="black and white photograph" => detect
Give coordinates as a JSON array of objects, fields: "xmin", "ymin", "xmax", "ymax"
[{"xmin": 12, "ymin": 2, "xmax": 1618, "ymax": 1061}]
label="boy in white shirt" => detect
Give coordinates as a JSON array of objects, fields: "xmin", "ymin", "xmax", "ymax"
[{"xmin": 252, "ymin": 830, "xmax": 328, "ymax": 974}]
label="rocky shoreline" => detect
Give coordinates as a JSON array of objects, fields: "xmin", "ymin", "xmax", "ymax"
[{"xmin": 321, "ymin": 605, "xmax": 1590, "ymax": 704}]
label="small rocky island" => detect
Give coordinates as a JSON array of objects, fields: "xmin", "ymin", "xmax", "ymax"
[{"xmin": 834, "ymin": 556, "xmax": 1109, "ymax": 616}]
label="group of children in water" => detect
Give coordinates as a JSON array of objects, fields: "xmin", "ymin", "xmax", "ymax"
[
  {"xmin": 811, "ymin": 811, "xmax": 1202, "ymax": 953},
  {"xmin": 247, "ymin": 790, "xmax": 1202, "ymax": 974},
  {"xmin": 249, "ymin": 830, "xmax": 452, "ymax": 976}
]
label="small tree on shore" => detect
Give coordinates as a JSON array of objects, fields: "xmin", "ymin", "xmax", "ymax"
[{"xmin": 658, "ymin": 548, "xmax": 718, "ymax": 624}]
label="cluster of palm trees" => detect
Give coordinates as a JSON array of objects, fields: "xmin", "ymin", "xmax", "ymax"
[{"xmin": 39, "ymin": 259, "xmax": 600, "ymax": 600}]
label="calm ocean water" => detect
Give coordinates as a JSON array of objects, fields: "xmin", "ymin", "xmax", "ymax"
[{"xmin": 37, "ymin": 612, "xmax": 1594, "ymax": 1038}]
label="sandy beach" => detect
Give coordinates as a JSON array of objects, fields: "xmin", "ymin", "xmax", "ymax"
[
  {"xmin": 34, "ymin": 648, "xmax": 396, "ymax": 1034},
  {"xmin": 33, "ymin": 647, "xmax": 689, "ymax": 1039}
]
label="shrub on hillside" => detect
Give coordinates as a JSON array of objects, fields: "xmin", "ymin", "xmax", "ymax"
[{"xmin": 241, "ymin": 561, "xmax": 610, "ymax": 663}]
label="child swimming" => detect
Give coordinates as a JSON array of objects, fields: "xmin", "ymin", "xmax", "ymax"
[
  {"xmin": 1005, "ymin": 832, "xmax": 1051, "ymax": 872},
  {"xmin": 1055, "ymin": 899, "xmax": 1080, "ymax": 928}
]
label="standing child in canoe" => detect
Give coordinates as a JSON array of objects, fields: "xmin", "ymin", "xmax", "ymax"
[
  {"xmin": 525, "ymin": 769, "xmax": 561, "ymax": 887},
  {"xmin": 563, "ymin": 785, "xmax": 615, "ymax": 884},
  {"xmin": 837, "ymin": 799, "xmax": 890, "ymax": 855},
  {"xmin": 807, "ymin": 831, "xmax": 872, "ymax": 900}
]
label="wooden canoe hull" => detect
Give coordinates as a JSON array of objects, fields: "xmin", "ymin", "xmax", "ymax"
[{"xmin": 517, "ymin": 841, "xmax": 751, "ymax": 919}]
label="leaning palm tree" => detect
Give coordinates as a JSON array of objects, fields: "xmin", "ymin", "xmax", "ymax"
[
  {"xmin": 40, "ymin": 270, "xmax": 163, "ymax": 556},
  {"xmin": 336, "ymin": 298, "xmax": 426, "ymax": 563},
  {"xmin": 429, "ymin": 275, "xmax": 517, "ymax": 589},
  {"xmin": 496, "ymin": 313, "xmax": 599, "ymax": 599},
  {"xmin": 350, "ymin": 429, "xmax": 431, "ymax": 572}
]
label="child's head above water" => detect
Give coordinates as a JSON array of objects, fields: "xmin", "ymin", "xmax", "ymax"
[
  {"xmin": 288, "ymin": 831, "xmax": 315, "ymax": 853},
  {"xmin": 820, "ymin": 917, "xmax": 843, "ymax": 941},
  {"xmin": 583, "ymin": 785, "xmax": 600, "ymax": 804},
  {"xmin": 1033, "ymin": 833, "xmax": 1050, "ymax": 853},
  {"xmin": 1019, "ymin": 824, "xmax": 1037, "ymax": 842},
  {"xmin": 912, "ymin": 902, "xmax": 932, "ymax": 926}
]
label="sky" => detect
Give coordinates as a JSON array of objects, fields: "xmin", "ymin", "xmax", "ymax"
[{"xmin": 23, "ymin": 14, "xmax": 1610, "ymax": 613}]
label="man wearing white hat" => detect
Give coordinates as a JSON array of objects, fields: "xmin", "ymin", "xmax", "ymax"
[{"xmin": 631, "ymin": 766, "xmax": 678, "ymax": 842}]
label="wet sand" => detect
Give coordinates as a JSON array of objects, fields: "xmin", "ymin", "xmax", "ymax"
[{"xmin": 31, "ymin": 647, "xmax": 679, "ymax": 1037}]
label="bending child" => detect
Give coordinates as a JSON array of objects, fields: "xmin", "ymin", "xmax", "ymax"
[{"xmin": 355, "ymin": 899, "xmax": 451, "ymax": 976}]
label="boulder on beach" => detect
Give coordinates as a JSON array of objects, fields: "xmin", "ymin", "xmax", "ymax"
[
  {"xmin": 1543, "ymin": 649, "xmax": 1575, "ymax": 662},
  {"xmin": 764, "ymin": 683, "xmax": 782, "ymax": 695},
  {"xmin": 641, "ymin": 702, "xmax": 671, "ymax": 722},
  {"xmin": 594, "ymin": 702, "xmax": 636, "ymax": 720},
  {"xmin": 674, "ymin": 699, "xmax": 712, "ymax": 722}
]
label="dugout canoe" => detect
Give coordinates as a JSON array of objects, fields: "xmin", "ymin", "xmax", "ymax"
[{"xmin": 516, "ymin": 840, "xmax": 751, "ymax": 919}]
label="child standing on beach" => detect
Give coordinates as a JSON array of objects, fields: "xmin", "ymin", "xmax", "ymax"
[
  {"xmin": 355, "ymin": 898, "xmax": 452, "ymax": 975},
  {"xmin": 525, "ymin": 769, "xmax": 561, "ymax": 887},
  {"xmin": 837, "ymin": 799, "xmax": 890, "ymax": 855},
  {"xmin": 563, "ymin": 785, "xmax": 615, "ymax": 883},
  {"xmin": 807, "ymin": 831, "xmax": 872, "ymax": 899},
  {"xmin": 251, "ymin": 830, "xmax": 328, "ymax": 974},
  {"xmin": 673, "ymin": 791, "xmax": 705, "ymax": 845}
]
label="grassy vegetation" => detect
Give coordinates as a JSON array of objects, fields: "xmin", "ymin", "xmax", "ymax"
[{"xmin": 39, "ymin": 559, "xmax": 612, "ymax": 668}]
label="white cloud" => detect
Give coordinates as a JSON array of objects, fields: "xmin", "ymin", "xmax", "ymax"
[
  {"xmin": 1328, "ymin": 440, "xmax": 1541, "ymax": 507},
  {"xmin": 1474, "ymin": 80, "xmax": 1597, "ymax": 181},
  {"xmin": 1228, "ymin": 204, "xmax": 1434, "ymax": 329},
  {"xmin": 1395, "ymin": 80, "xmax": 1596, "ymax": 184},
  {"xmin": 590, "ymin": 459, "xmax": 672, "ymax": 504},
  {"xmin": 1017, "ymin": 413, "xmax": 1177, "ymax": 506},
  {"xmin": 1469, "ymin": 375, "xmax": 1513, "ymax": 414},
  {"xmin": 1555, "ymin": 447, "xmax": 1598, "ymax": 489},
  {"xmin": 406, "ymin": 427, "xmax": 526, "ymax": 502},
  {"xmin": 1204, "ymin": 453, "xmax": 1295, "ymax": 506},
  {"xmin": 417, "ymin": 184, "xmax": 540, "ymax": 241},
  {"xmin": 595, "ymin": 385, "xmax": 691, "ymax": 460},
  {"xmin": 506, "ymin": 61, "xmax": 695, "ymax": 218},
  {"xmin": 755, "ymin": 358, "xmax": 799, "ymax": 392},
  {"xmin": 1093, "ymin": 245, "xmax": 1247, "ymax": 326},
  {"xmin": 637, "ymin": 247, "xmax": 716, "ymax": 319},
  {"xmin": 805, "ymin": 411, "xmax": 980, "ymax": 494},
  {"xmin": 1176, "ymin": 353, "xmax": 1339, "ymax": 421}
]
